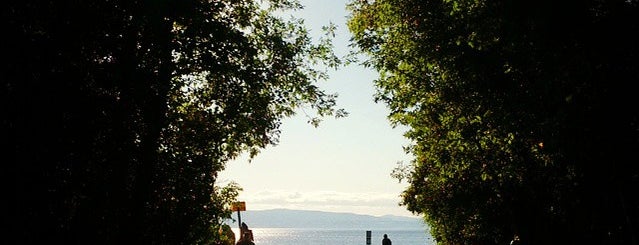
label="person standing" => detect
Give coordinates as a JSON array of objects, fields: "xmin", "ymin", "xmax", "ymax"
[{"xmin": 382, "ymin": 234, "xmax": 392, "ymax": 245}]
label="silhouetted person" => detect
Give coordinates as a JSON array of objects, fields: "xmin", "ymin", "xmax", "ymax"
[
  {"xmin": 238, "ymin": 222, "xmax": 253, "ymax": 244},
  {"xmin": 382, "ymin": 234, "xmax": 392, "ymax": 245},
  {"xmin": 236, "ymin": 228, "xmax": 254, "ymax": 245}
]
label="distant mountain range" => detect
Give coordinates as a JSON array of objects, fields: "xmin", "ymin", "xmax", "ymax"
[{"xmin": 225, "ymin": 209, "xmax": 427, "ymax": 230}]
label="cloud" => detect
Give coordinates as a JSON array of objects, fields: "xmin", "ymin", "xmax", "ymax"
[{"xmin": 287, "ymin": 192, "xmax": 303, "ymax": 200}]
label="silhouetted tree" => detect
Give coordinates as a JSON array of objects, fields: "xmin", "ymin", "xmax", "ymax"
[
  {"xmin": 348, "ymin": 0, "xmax": 639, "ymax": 244},
  {"xmin": 3, "ymin": 0, "xmax": 342, "ymax": 243}
]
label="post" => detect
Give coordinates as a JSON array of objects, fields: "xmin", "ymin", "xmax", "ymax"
[
  {"xmin": 366, "ymin": 230, "xmax": 371, "ymax": 245},
  {"xmin": 231, "ymin": 202, "xmax": 246, "ymax": 241},
  {"xmin": 237, "ymin": 210, "xmax": 242, "ymax": 240},
  {"xmin": 237, "ymin": 210, "xmax": 242, "ymax": 230}
]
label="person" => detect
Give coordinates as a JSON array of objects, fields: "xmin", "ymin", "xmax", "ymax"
[
  {"xmin": 382, "ymin": 234, "xmax": 392, "ymax": 245},
  {"xmin": 239, "ymin": 222, "xmax": 253, "ymax": 242},
  {"xmin": 236, "ymin": 222, "xmax": 254, "ymax": 245}
]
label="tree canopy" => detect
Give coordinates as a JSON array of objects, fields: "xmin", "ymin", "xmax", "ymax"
[
  {"xmin": 348, "ymin": 0, "xmax": 639, "ymax": 244},
  {"xmin": 3, "ymin": 0, "xmax": 341, "ymax": 243}
]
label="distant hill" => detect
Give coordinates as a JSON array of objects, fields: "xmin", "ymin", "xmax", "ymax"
[{"xmin": 225, "ymin": 209, "xmax": 427, "ymax": 230}]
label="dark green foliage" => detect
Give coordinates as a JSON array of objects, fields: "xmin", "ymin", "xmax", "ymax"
[
  {"xmin": 3, "ymin": 0, "xmax": 340, "ymax": 243},
  {"xmin": 348, "ymin": 0, "xmax": 639, "ymax": 244}
]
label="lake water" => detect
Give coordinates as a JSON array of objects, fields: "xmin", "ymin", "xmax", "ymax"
[{"xmin": 231, "ymin": 228, "xmax": 435, "ymax": 245}]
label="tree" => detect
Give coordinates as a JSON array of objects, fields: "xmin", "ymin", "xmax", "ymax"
[
  {"xmin": 348, "ymin": 0, "xmax": 639, "ymax": 244},
  {"xmin": 3, "ymin": 0, "xmax": 342, "ymax": 243}
]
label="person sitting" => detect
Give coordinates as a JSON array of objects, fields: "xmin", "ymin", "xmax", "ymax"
[{"xmin": 236, "ymin": 222, "xmax": 254, "ymax": 245}]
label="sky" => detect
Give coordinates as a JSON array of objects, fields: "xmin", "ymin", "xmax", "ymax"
[{"xmin": 217, "ymin": 0, "xmax": 417, "ymax": 218}]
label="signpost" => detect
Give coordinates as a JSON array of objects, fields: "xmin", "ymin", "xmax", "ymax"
[
  {"xmin": 366, "ymin": 230, "xmax": 372, "ymax": 245},
  {"xmin": 231, "ymin": 201, "xmax": 246, "ymax": 212},
  {"xmin": 231, "ymin": 202, "xmax": 246, "ymax": 239}
]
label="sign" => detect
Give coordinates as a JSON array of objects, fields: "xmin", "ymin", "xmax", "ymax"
[{"xmin": 231, "ymin": 201, "xmax": 246, "ymax": 211}]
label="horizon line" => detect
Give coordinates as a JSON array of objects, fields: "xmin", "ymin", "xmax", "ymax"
[{"xmin": 232, "ymin": 207, "xmax": 421, "ymax": 219}]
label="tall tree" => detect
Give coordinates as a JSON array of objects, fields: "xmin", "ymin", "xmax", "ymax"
[
  {"xmin": 348, "ymin": 0, "xmax": 639, "ymax": 244},
  {"xmin": 3, "ymin": 0, "xmax": 342, "ymax": 243}
]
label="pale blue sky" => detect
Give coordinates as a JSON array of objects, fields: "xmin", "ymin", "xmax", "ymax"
[{"xmin": 218, "ymin": 0, "xmax": 416, "ymax": 217}]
